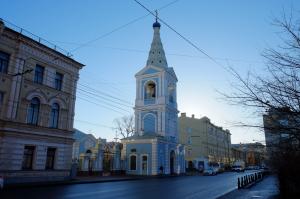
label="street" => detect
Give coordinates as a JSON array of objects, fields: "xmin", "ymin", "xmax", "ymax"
[{"xmin": 0, "ymin": 171, "xmax": 258, "ymax": 199}]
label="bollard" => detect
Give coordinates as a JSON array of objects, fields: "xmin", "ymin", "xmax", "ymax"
[
  {"xmin": 241, "ymin": 177, "xmax": 244, "ymax": 188},
  {"xmin": 255, "ymin": 173, "xmax": 257, "ymax": 181},
  {"xmin": 238, "ymin": 177, "xmax": 241, "ymax": 189}
]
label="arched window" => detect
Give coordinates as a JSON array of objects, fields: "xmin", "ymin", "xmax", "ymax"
[
  {"xmin": 143, "ymin": 114, "xmax": 156, "ymax": 134},
  {"xmin": 50, "ymin": 103, "xmax": 59, "ymax": 128},
  {"xmin": 130, "ymin": 155, "xmax": 137, "ymax": 170},
  {"xmin": 27, "ymin": 97, "xmax": 40, "ymax": 125},
  {"xmin": 144, "ymin": 81, "xmax": 156, "ymax": 99}
]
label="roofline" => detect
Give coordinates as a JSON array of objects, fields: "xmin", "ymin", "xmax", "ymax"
[{"xmin": 4, "ymin": 27, "xmax": 85, "ymax": 68}]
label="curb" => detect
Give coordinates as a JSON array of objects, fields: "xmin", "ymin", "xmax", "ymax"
[{"xmin": 2, "ymin": 174, "xmax": 183, "ymax": 190}]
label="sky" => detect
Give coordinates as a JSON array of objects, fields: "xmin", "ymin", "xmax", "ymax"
[{"xmin": 2, "ymin": 0, "xmax": 300, "ymax": 143}]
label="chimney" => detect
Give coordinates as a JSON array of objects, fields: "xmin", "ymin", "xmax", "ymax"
[
  {"xmin": 181, "ymin": 113, "xmax": 186, "ymax": 117},
  {"xmin": 192, "ymin": 114, "xmax": 195, "ymax": 118}
]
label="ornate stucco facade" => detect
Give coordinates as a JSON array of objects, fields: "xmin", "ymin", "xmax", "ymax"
[
  {"xmin": 121, "ymin": 19, "xmax": 185, "ymax": 175},
  {"xmin": 0, "ymin": 20, "xmax": 84, "ymax": 184},
  {"xmin": 179, "ymin": 113, "xmax": 231, "ymax": 170}
]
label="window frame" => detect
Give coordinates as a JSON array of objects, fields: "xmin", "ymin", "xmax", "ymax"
[
  {"xmin": 54, "ymin": 72, "xmax": 63, "ymax": 91},
  {"xmin": 49, "ymin": 103, "xmax": 60, "ymax": 128},
  {"xmin": 45, "ymin": 147, "xmax": 56, "ymax": 170},
  {"xmin": 0, "ymin": 51, "xmax": 9, "ymax": 74},
  {"xmin": 27, "ymin": 97, "xmax": 40, "ymax": 125},
  {"xmin": 22, "ymin": 145, "xmax": 35, "ymax": 170},
  {"xmin": 0, "ymin": 91, "xmax": 4, "ymax": 106},
  {"xmin": 34, "ymin": 65, "xmax": 44, "ymax": 84},
  {"xmin": 144, "ymin": 81, "xmax": 156, "ymax": 100},
  {"xmin": 129, "ymin": 154, "xmax": 137, "ymax": 171}
]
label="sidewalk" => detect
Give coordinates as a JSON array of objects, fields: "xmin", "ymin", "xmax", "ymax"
[
  {"xmin": 218, "ymin": 175, "xmax": 279, "ymax": 199},
  {"xmin": 3, "ymin": 175, "xmax": 143, "ymax": 189}
]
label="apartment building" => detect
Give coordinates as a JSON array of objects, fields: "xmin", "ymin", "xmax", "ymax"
[
  {"xmin": 179, "ymin": 113, "xmax": 231, "ymax": 170},
  {"xmin": 0, "ymin": 19, "xmax": 84, "ymax": 183}
]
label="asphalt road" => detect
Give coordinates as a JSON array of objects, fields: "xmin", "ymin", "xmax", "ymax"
[{"xmin": 0, "ymin": 171, "xmax": 258, "ymax": 199}]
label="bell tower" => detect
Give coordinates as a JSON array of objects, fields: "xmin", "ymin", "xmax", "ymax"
[{"xmin": 134, "ymin": 14, "xmax": 179, "ymax": 140}]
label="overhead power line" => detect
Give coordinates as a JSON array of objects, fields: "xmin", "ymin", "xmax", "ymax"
[
  {"xmin": 133, "ymin": 0, "xmax": 232, "ymax": 73},
  {"xmin": 70, "ymin": 0, "xmax": 180, "ymax": 53}
]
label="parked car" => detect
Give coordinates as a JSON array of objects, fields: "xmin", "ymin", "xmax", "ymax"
[
  {"xmin": 203, "ymin": 167, "xmax": 217, "ymax": 176},
  {"xmin": 0, "ymin": 176, "xmax": 3, "ymax": 190},
  {"xmin": 231, "ymin": 165, "xmax": 245, "ymax": 172}
]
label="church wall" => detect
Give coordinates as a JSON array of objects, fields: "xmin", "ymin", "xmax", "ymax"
[{"xmin": 125, "ymin": 143, "xmax": 152, "ymax": 175}]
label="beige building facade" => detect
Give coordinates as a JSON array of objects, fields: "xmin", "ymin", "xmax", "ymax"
[
  {"xmin": 179, "ymin": 113, "xmax": 231, "ymax": 170},
  {"xmin": 0, "ymin": 20, "xmax": 84, "ymax": 184}
]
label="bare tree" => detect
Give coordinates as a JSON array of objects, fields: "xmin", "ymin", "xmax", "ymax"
[
  {"xmin": 222, "ymin": 12, "xmax": 300, "ymax": 197},
  {"xmin": 113, "ymin": 115, "xmax": 135, "ymax": 139}
]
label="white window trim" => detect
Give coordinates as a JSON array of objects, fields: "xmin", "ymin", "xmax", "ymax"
[
  {"xmin": 140, "ymin": 154, "xmax": 149, "ymax": 175},
  {"xmin": 143, "ymin": 79, "xmax": 157, "ymax": 101}
]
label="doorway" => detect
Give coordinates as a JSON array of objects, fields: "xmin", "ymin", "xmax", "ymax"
[
  {"xmin": 170, "ymin": 150, "xmax": 175, "ymax": 174},
  {"xmin": 141, "ymin": 155, "xmax": 148, "ymax": 175}
]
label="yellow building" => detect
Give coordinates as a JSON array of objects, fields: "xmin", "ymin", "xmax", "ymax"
[{"xmin": 179, "ymin": 113, "xmax": 231, "ymax": 170}]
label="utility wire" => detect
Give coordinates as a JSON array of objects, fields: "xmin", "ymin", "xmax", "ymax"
[
  {"xmin": 133, "ymin": 0, "xmax": 232, "ymax": 73},
  {"xmin": 70, "ymin": 0, "xmax": 180, "ymax": 53}
]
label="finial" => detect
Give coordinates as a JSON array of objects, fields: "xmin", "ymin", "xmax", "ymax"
[{"xmin": 153, "ymin": 10, "xmax": 161, "ymax": 28}]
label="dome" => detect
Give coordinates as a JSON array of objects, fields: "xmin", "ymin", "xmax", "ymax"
[{"xmin": 153, "ymin": 21, "xmax": 161, "ymax": 28}]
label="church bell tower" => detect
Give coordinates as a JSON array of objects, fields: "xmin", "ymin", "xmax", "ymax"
[{"xmin": 134, "ymin": 14, "xmax": 179, "ymax": 140}]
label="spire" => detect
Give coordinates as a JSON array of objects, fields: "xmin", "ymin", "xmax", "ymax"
[{"xmin": 146, "ymin": 11, "xmax": 168, "ymax": 68}]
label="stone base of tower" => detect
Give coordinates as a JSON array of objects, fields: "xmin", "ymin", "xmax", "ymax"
[{"xmin": 121, "ymin": 134, "xmax": 185, "ymax": 176}]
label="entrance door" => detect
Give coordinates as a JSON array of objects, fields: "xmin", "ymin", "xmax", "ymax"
[
  {"xmin": 170, "ymin": 151, "xmax": 175, "ymax": 174},
  {"xmin": 141, "ymin": 155, "xmax": 148, "ymax": 175}
]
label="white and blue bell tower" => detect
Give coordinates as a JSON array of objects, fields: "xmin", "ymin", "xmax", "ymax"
[
  {"xmin": 121, "ymin": 16, "xmax": 185, "ymax": 175},
  {"xmin": 134, "ymin": 17, "xmax": 178, "ymax": 140}
]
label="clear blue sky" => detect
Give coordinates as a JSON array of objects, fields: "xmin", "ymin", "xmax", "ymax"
[{"xmin": 2, "ymin": 0, "xmax": 300, "ymax": 143}]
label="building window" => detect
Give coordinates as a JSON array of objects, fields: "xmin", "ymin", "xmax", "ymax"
[
  {"xmin": 130, "ymin": 155, "xmax": 137, "ymax": 170},
  {"xmin": 34, "ymin": 65, "xmax": 44, "ymax": 84},
  {"xmin": 55, "ymin": 72, "xmax": 63, "ymax": 90},
  {"xmin": 45, "ymin": 148, "xmax": 56, "ymax": 170},
  {"xmin": 144, "ymin": 81, "xmax": 156, "ymax": 99},
  {"xmin": 27, "ymin": 97, "xmax": 40, "ymax": 125},
  {"xmin": 0, "ymin": 51, "xmax": 9, "ymax": 74},
  {"xmin": 22, "ymin": 146, "xmax": 35, "ymax": 170},
  {"xmin": 50, "ymin": 103, "xmax": 59, "ymax": 128},
  {"xmin": 0, "ymin": 91, "xmax": 4, "ymax": 106}
]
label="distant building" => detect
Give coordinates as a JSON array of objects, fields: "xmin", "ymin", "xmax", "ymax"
[
  {"xmin": 78, "ymin": 139, "xmax": 105, "ymax": 175},
  {"xmin": 121, "ymin": 18, "xmax": 185, "ymax": 175},
  {"xmin": 263, "ymin": 107, "xmax": 299, "ymax": 155},
  {"xmin": 179, "ymin": 113, "xmax": 231, "ymax": 170},
  {"xmin": 0, "ymin": 19, "xmax": 84, "ymax": 184},
  {"xmin": 72, "ymin": 129, "xmax": 98, "ymax": 161},
  {"xmin": 230, "ymin": 147, "xmax": 244, "ymax": 164},
  {"xmin": 231, "ymin": 143, "xmax": 265, "ymax": 167},
  {"xmin": 72, "ymin": 129, "xmax": 123, "ymax": 175}
]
